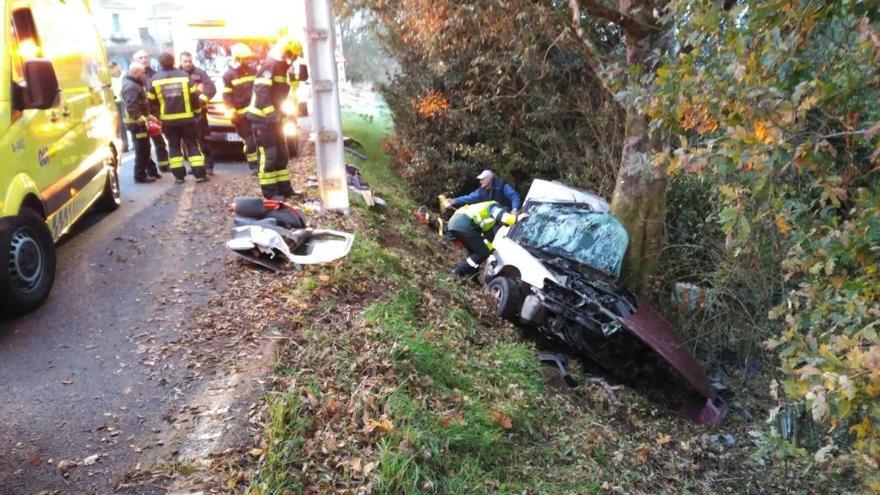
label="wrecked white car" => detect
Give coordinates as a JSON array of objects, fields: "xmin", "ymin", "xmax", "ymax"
[{"xmin": 484, "ymin": 180, "xmax": 725, "ymax": 423}]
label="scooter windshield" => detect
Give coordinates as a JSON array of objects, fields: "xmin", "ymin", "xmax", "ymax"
[{"xmin": 513, "ymin": 202, "xmax": 628, "ymax": 278}]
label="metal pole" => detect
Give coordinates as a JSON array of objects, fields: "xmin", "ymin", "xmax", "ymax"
[{"xmin": 303, "ymin": 0, "xmax": 349, "ymax": 212}]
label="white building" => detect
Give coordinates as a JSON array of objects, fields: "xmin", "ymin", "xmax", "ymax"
[{"xmin": 90, "ymin": 0, "xmax": 182, "ymax": 67}]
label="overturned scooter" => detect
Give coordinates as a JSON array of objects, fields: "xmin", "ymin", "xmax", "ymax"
[{"xmin": 227, "ymin": 197, "xmax": 354, "ymax": 271}]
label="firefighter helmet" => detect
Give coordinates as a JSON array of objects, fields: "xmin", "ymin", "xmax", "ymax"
[
  {"xmin": 275, "ymin": 37, "xmax": 303, "ymax": 59},
  {"xmin": 230, "ymin": 43, "xmax": 253, "ymax": 61}
]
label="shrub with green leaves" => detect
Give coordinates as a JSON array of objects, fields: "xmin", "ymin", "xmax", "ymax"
[{"xmin": 651, "ymin": 1, "xmax": 880, "ymax": 487}]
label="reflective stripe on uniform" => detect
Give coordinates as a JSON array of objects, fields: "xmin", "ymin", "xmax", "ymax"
[
  {"xmin": 223, "ymin": 87, "xmax": 233, "ymax": 93},
  {"xmin": 153, "ymin": 77, "xmax": 193, "ymax": 120},
  {"xmin": 189, "ymin": 154, "xmax": 205, "ymax": 167},
  {"xmin": 273, "ymin": 75, "xmax": 289, "ymax": 84},
  {"xmin": 232, "ymin": 75, "xmax": 255, "ymax": 85},
  {"xmin": 254, "ymin": 77, "xmax": 272, "ymax": 86},
  {"xmin": 134, "ymin": 132, "xmax": 148, "ymax": 138},
  {"xmin": 169, "ymin": 156, "xmax": 185, "ymax": 169}
]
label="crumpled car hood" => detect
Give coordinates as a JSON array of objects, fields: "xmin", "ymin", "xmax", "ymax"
[{"xmin": 619, "ymin": 297, "xmax": 713, "ymax": 399}]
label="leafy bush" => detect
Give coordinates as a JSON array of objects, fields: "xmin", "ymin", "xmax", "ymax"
[
  {"xmin": 349, "ymin": 0, "xmax": 623, "ymax": 204},
  {"xmin": 652, "ymin": 1, "xmax": 880, "ymax": 486}
]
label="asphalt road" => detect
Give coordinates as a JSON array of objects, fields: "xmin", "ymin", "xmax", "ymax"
[{"xmin": 0, "ymin": 151, "xmax": 252, "ymax": 494}]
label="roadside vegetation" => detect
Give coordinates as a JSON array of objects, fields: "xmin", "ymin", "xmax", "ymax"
[
  {"xmin": 245, "ymin": 112, "xmax": 859, "ymax": 494},
  {"xmin": 327, "ymin": 1, "xmax": 880, "ymax": 490}
]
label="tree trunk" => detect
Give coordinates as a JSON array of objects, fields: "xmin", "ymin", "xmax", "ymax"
[
  {"xmin": 608, "ymin": 11, "xmax": 667, "ymax": 291},
  {"xmin": 610, "ymin": 108, "xmax": 667, "ymax": 290}
]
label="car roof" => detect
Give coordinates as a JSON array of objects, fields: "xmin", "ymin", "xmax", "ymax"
[{"xmin": 524, "ymin": 179, "xmax": 610, "ymax": 212}]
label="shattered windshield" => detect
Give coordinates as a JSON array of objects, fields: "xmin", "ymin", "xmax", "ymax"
[
  {"xmin": 194, "ymin": 39, "xmax": 271, "ymax": 76},
  {"xmin": 513, "ymin": 203, "xmax": 628, "ymax": 278}
]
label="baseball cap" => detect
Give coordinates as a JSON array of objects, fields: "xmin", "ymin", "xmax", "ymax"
[{"xmin": 476, "ymin": 170, "xmax": 493, "ymax": 180}]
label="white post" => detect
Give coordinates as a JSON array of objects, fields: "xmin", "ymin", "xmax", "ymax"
[{"xmin": 303, "ymin": 0, "xmax": 349, "ymax": 212}]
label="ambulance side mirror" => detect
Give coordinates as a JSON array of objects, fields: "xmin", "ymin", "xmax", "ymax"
[
  {"xmin": 22, "ymin": 59, "xmax": 60, "ymax": 110},
  {"xmin": 297, "ymin": 64, "xmax": 309, "ymax": 82}
]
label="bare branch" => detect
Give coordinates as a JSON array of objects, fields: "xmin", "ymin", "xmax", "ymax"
[{"xmin": 577, "ymin": 0, "xmax": 654, "ymax": 38}]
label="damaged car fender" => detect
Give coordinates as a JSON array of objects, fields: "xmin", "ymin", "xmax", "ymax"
[{"xmin": 486, "ymin": 236, "xmax": 557, "ymax": 289}]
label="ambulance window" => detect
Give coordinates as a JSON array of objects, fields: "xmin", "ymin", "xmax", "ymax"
[
  {"xmin": 10, "ymin": 8, "xmax": 40, "ymax": 112},
  {"xmin": 10, "ymin": 8, "xmax": 40, "ymax": 83}
]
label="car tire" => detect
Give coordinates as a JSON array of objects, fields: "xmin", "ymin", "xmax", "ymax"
[
  {"xmin": 487, "ymin": 276, "xmax": 524, "ymax": 322},
  {"xmin": 0, "ymin": 208, "xmax": 56, "ymax": 315},
  {"xmin": 95, "ymin": 158, "xmax": 121, "ymax": 212}
]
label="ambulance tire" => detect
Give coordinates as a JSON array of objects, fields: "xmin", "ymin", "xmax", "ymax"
[
  {"xmin": 0, "ymin": 208, "xmax": 56, "ymax": 316},
  {"xmin": 95, "ymin": 163, "xmax": 121, "ymax": 212}
]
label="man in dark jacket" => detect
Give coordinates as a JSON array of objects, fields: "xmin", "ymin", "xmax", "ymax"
[
  {"xmin": 223, "ymin": 43, "xmax": 259, "ymax": 175},
  {"xmin": 247, "ymin": 37, "xmax": 301, "ymax": 199},
  {"xmin": 147, "ymin": 52, "xmax": 207, "ymax": 183},
  {"xmin": 180, "ymin": 51, "xmax": 217, "ymax": 175},
  {"xmin": 121, "ymin": 62, "xmax": 159, "ymax": 183},
  {"xmin": 133, "ymin": 50, "xmax": 170, "ymax": 172},
  {"xmin": 444, "ymin": 170, "xmax": 522, "ymax": 213}
]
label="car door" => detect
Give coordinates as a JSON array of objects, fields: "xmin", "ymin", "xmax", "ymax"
[{"xmin": 4, "ymin": 2, "xmax": 72, "ymax": 228}]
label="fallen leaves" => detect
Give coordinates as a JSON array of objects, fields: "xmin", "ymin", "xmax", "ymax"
[
  {"xmin": 490, "ymin": 410, "xmax": 513, "ymax": 430},
  {"xmin": 364, "ymin": 416, "xmax": 394, "ymax": 434}
]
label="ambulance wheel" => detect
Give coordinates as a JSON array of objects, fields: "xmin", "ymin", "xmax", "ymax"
[
  {"xmin": 96, "ymin": 157, "xmax": 121, "ymax": 212},
  {"xmin": 0, "ymin": 208, "xmax": 56, "ymax": 315}
]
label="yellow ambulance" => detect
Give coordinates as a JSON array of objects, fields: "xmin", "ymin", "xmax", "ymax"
[{"xmin": 1, "ymin": 0, "xmax": 121, "ymax": 315}]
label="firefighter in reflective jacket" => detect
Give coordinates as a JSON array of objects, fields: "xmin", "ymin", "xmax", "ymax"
[
  {"xmin": 181, "ymin": 51, "xmax": 217, "ymax": 175},
  {"xmin": 447, "ymin": 201, "xmax": 517, "ymax": 277},
  {"xmin": 122, "ymin": 62, "xmax": 161, "ymax": 183},
  {"xmin": 223, "ymin": 43, "xmax": 259, "ymax": 175},
  {"xmin": 147, "ymin": 52, "xmax": 207, "ymax": 183},
  {"xmin": 247, "ymin": 37, "xmax": 301, "ymax": 199}
]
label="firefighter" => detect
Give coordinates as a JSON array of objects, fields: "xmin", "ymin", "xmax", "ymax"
[
  {"xmin": 121, "ymin": 62, "xmax": 156, "ymax": 183},
  {"xmin": 223, "ymin": 43, "xmax": 259, "ymax": 175},
  {"xmin": 132, "ymin": 49, "xmax": 169, "ymax": 175},
  {"xmin": 147, "ymin": 52, "xmax": 207, "ymax": 183},
  {"xmin": 447, "ymin": 201, "xmax": 518, "ymax": 278},
  {"xmin": 180, "ymin": 51, "xmax": 217, "ymax": 175},
  {"xmin": 247, "ymin": 37, "xmax": 301, "ymax": 199}
]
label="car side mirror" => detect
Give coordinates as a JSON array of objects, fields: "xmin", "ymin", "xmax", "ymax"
[
  {"xmin": 21, "ymin": 59, "xmax": 60, "ymax": 110},
  {"xmin": 297, "ymin": 64, "xmax": 309, "ymax": 82}
]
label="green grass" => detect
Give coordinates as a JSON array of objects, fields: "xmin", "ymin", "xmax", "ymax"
[
  {"xmin": 252, "ymin": 111, "xmax": 611, "ymax": 494},
  {"xmin": 251, "ymin": 391, "xmax": 312, "ymax": 494}
]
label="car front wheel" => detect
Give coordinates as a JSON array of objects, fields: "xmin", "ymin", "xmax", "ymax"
[
  {"xmin": 487, "ymin": 276, "xmax": 525, "ymax": 322},
  {"xmin": 0, "ymin": 208, "xmax": 56, "ymax": 315}
]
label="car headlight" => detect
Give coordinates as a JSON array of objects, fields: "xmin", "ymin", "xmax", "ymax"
[
  {"xmin": 281, "ymin": 99, "xmax": 296, "ymax": 115},
  {"xmin": 283, "ymin": 121, "xmax": 297, "ymax": 136}
]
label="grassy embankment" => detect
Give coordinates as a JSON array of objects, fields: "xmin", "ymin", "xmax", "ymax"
[{"xmin": 246, "ymin": 112, "xmax": 847, "ymax": 494}]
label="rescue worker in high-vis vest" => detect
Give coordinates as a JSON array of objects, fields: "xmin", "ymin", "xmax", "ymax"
[
  {"xmin": 121, "ymin": 62, "xmax": 161, "ymax": 183},
  {"xmin": 247, "ymin": 37, "xmax": 302, "ymax": 199},
  {"xmin": 223, "ymin": 43, "xmax": 259, "ymax": 175},
  {"xmin": 447, "ymin": 201, "xmax": 518, "ymax": 278},
  {"xmin": 147, "ymin": 52, "xmax": 207, "ymax": 183},
  {"xmin": 180, "ymin": 51, "xmax": 217, "ymax": 175},
  {"xmin": 133, "ymin": 50, "xmax": 170, "ymax": 172}
]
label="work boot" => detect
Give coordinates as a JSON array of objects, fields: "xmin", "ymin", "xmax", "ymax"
[
  {"xmin": 451, "ymin": 259, "xmax": 479, "ymax": 278},
  {"xmin": 206, "ymin": 168, "xmax": 215, "ymax": 176},
  {"xmin": 195, "ymin": 176, "xmax": 209, "ymax": 183},
  {"xmin": 148, "ymin": 171, "xmax": 162, "ymax": 179},
  {"xmin": 175, "ymin": 177, "xmax": 185, "ymax": 184},
  {"xmin": 134, "ymin": 176, "xmax": 156, "ymax": 184}
]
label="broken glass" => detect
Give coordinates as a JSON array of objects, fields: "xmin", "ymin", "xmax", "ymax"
[{"xmin": 513, "ymin": 203, "xmax": 628, "ymax": 277}]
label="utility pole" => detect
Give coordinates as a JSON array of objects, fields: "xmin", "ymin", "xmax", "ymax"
[{"xmin": 303, "ymin": 0, "xmax": 349, "ymax": 211}]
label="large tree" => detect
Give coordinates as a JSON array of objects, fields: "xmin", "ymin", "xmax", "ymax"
[{"xmin": 567, "ymin": 1, "xmax": 734, "ymax": 289}]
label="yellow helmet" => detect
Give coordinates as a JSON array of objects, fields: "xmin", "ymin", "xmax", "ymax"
[
  {"xmin": 275, "ymin": 37, "xmax": 303, "ymax": 59},
  {"xmin": 230, "ymin": 43, "xmax": 253, "ymax": 60}
]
